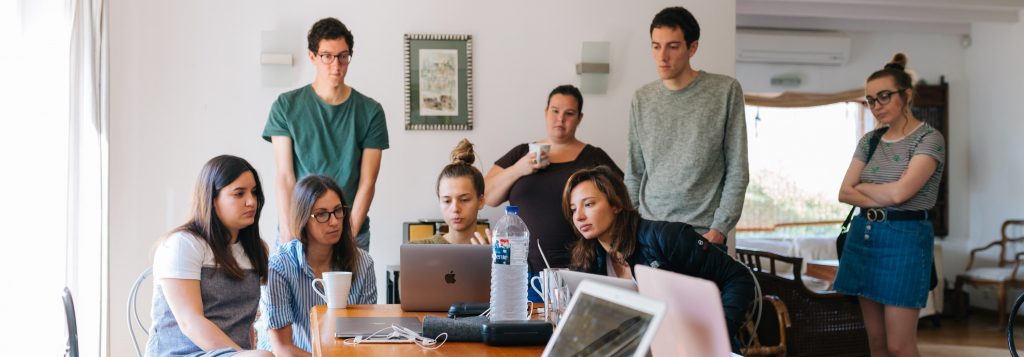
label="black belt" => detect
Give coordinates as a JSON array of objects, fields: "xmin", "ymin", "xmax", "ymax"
[{"xmin": 859, "ymin": 208, "xmax": 929, "ymax": 222}]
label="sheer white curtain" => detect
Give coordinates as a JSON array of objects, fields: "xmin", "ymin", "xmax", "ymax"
[
  {"xmin": 0, "ymin": 1, "xmax": 72, "ymax": 355},
  {"xmin": 68, "ymin": 0, "xmax": 108, "ymax": 356}
]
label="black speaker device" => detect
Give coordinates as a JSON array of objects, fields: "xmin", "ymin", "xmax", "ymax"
[
  {"xmin": 481, "ymin": 320, "xmax": 553, "ymax": 346},
  {"xmin": 448, "ymin": 302, "xmax": 489, "ymax": 318}
]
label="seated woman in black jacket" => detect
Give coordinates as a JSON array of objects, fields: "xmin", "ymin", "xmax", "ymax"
[{"xmin": 562, "ymin": 165, "xmax": 755, "ymax": 350}]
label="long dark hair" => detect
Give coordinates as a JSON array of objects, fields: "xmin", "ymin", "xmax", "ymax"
[
  {"xmin": 436, "ymin": 138, "xmax": 484, "ymax": 196},
  {"xmin": 561, "ymin": 166, "xmax": 640, "ymax": 271},
  {"xmin": 172, "ymin": 155, "xmax": 269, "ymax": 282},
  {"xmin": 290, "ymin": 175, "xmax": 359, "ymax": 273}
]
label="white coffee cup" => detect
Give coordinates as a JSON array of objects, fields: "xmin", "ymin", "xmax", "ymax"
[
  {"xmin": 311, "ymin": 271, "xmax": 353, "ymax": 309},
  {"xmin": 528, "ymin": 143, "xmax": 551, "ymax": 166}
]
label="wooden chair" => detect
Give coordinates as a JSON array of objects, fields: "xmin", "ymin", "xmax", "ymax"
[
  {"xmin": 740, "ymin": 295, "xmax": 790, "ymax": 357},
  {"xmin": 403, "ymin": 220, "xmax": 490, "ymax": 243},
  {"xmin": 736, "ymin": 247, "xmax": 869, "ymax": 357},
  {"xmin": 954, "ymin": 219, "xmax": 1024, "ymax": 326}
]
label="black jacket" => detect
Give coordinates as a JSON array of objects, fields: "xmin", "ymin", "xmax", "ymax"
[{"xmin": 583, "ymin": 218, "xmax": 755, "ymax": 346}]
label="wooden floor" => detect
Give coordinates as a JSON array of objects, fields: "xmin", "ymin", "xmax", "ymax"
[{"xmin": 918, "ymin": 310, "xmax": 1024, "ymax": 350}]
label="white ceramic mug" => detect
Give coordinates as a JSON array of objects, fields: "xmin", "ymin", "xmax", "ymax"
[
  {"xmin": 528, "ymin": 143, "xmax": 551, "ymax": 166},
  {"xmin": 311, "ymin": 271, "xmax": 353, "ymax": 309}
]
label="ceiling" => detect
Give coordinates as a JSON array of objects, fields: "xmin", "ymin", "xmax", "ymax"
[{"xmin": 737, "ymin": 0, "xmax": 1024, "ymax": 35}]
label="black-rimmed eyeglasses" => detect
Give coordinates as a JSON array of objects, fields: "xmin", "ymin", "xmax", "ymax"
[
  {"xmin": 865, "ymin": 89, "xmax": 903, "ymax": 108},
  {"xmin": 318, "ymin": 52, "xmax": 352, "ymax": 65},
  {"xmin": 311, "ymin": 206, "xmax": 345, "ymax": 223}
]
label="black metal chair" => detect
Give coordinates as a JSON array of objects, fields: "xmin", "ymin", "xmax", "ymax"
[{"xmin": 63, "ymin": 287, "xmax": 79, "ymax": 357}]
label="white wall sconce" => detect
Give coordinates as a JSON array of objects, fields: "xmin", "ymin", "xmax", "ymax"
[
  {"xmin": 260, "ymin": 53, "xmax": 293, "ymax": 66},
  {"xmin": 577, "ymin": 42, "xmax": 610, "ymax": 94},
  {"xmin": 261, "ymin": 30, "xmax": 300, "ymax": 88}
]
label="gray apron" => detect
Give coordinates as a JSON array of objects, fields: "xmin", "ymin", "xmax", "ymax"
[{"xmin": 146, "ymin": 267, "xmax": 260, "ymax": 357}]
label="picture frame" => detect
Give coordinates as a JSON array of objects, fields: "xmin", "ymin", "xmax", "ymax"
[{"xmin": 404, "ymin": 33, "xmax": 473, "ymax": 130}]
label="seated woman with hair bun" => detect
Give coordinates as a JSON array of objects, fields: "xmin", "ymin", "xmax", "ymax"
[{"xmin": 413, "ymin": 138, "xmax": 491, "ymax": 245}]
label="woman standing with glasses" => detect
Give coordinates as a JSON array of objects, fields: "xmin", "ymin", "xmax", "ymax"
[
  {"xmin": 257, "ymin": 175, "xmax": 376, "ymax": 356},
  {"xmin": 147, "ymin": 155, "xmax": 271, "ymax": 357},
  {"xmin": 835, "ymin": 53, "xmax": 945, "ymax": 357},
  {"xmin": 484, "ymin": 84, "xmax": 622, "ymax": 301}
]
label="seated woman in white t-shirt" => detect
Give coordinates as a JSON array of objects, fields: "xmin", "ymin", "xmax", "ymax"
[{"xmin": 147, "ymin": 155, "xmax": 272, "ymax": 357}]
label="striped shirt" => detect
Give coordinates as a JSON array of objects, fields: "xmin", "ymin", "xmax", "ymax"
[
  {"xmin": 256, "ymin": 239, "xmax": 376, "ymax": 352},
  {"xmin": 855, "ymin": 122, "xmax": 945, "ymax": 210}
]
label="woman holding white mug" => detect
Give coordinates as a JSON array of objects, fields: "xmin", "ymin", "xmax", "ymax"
[
  {"xmin": 257, "ymin": 175, "xmax": 376, "ymax": 356},
  {"xmin": 485, "ymin": 84, "xmax": 622, "ymax": 302}
]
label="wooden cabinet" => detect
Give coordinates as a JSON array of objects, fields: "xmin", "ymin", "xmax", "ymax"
[{"xmin": 911, "ymin": 78, "xmax": 949, "ymax": 237}]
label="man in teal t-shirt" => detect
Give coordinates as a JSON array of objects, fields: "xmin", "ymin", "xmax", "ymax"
[{"xmin": 263, "ymin": 18, "xmax": 389, "ymax": 251}]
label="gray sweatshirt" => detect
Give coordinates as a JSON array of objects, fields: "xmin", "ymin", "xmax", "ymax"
[{"xmin": 626, "ymin": 71, "xmax": 749, "ymax": 234}]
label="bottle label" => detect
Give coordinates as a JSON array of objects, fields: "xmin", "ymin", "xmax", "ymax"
[{"xmin": 493, "ymin": 238, "xmax": 510, "ymax": 265}]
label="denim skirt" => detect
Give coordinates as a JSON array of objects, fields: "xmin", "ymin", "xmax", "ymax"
[{"xmin": 833, "ymin": 215, "xmax": 934, "ymax": 308}]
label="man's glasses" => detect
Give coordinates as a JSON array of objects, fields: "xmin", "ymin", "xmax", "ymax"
[
  {"xmin": 311, "ymin": 206, "xmax": 345, "ymax": 223},
  {"xmin": 865, "ymin": 89, "xmax": 903, "ymax": 108},
  {"xmin": 318, "ymin": 52, "xmax": 352, "ymax": 65}
]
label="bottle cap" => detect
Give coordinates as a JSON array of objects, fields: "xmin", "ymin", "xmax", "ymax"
[{"xmin": 505, "ymin": 205, "xmax": 519, "ymax": 215}]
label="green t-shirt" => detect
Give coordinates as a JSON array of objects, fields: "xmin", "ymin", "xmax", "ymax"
[{"xmin": 263, "ymin": 85, "xmax": 390, "ymax": 234}]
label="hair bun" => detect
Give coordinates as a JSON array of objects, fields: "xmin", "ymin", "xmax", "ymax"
[
  {"xmin": 884, "ymin": 53, "xmax": 908, "ymax": 71},
  {"xmin": 450, "ymin": 138, "xmax": 476, "ymax": 166}
]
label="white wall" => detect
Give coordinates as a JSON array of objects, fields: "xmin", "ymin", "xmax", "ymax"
[
  {"xmin": 963, "ymin": 11, "xmax": 1024, "ymax": 309},
  {"xmin": 107, "ymin": 1, "xmax": 736, "ymax": 355},
  {"xmin": 735, "ymin": 31, "xmax": 972, "ymax": 285}
]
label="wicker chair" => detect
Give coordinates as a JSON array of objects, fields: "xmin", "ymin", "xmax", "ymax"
[
  {"xmin": 736, "ymin": 247, "xmax": 869, "ymax": 357},
  {"xmin": 954, "ymin": 219, "xmax": 1024, "ymax": 326}
]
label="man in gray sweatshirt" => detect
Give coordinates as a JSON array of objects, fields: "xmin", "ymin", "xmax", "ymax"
[{"xmin": 626, "ymin": 6, "xmax": 749, "ymax": 247}]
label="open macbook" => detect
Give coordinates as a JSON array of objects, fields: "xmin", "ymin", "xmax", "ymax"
[
  {"xmin": 542, "ymin": 280, "xmax": 666, "ymax": 357},
  {"xmin": 635, "ymin": 265, "xmax": 732, "ymax": 357},
  {"xmin": 399, "ymin": 244, "xmax": 491, "ymax": 311}
]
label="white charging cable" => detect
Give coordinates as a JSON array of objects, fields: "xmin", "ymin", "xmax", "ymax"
[
  {"xmin": 342, "ymin": 324, "xmax": 448, "ymax": 350},
  {"xmin": 712, "ymin": 243, "xmax": 764, "ymax": 349}
]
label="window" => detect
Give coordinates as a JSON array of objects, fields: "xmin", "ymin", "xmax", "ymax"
[
  {"xmin": 0, "ymin": 1, "xmax": 72, "ymax": 355},
  {"xmin": 737, "ymin": 102, "xmax": 873, "ymax": 239}
]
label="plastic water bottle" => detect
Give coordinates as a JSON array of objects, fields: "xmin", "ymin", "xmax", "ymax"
[{"xmin": 489, "ymin": 205, "xmax": 530, "ymax": 321}]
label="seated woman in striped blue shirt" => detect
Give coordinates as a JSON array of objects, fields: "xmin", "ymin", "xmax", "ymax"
[
  {"xmin": 412, "ymin": 138, "xmax": 491, "ymax": 245},
  {"xmin": 256, "ymin": 175, "xmax": 376, "ymax": 356}
]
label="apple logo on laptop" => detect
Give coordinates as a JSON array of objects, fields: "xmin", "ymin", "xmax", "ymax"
[{"xmin": 444, "ymin": 270, "xmax": 456, "ymax": 284}]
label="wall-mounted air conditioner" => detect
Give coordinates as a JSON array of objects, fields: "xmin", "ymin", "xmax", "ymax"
[{"xmin": 736, "ymin": 29, "xmax": 851, "ymax": 66}]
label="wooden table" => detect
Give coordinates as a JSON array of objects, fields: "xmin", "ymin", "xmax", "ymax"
[
  {"xmin": 309, "ymin": 304, "xmax": 545, "ymax": 356},
  {"xmin": 806, "ymin": 259, "xmax": 839, "ymax": 282}
]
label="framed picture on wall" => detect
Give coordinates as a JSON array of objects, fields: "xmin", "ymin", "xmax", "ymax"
[{"xmin": 404, "ymin": 33, "xmax": 473, "ymax": 130}]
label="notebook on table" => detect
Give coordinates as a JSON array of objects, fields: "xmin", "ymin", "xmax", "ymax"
[{"xmin": 334, "ymin": 316, "xmax": 423, "ymax": 338}]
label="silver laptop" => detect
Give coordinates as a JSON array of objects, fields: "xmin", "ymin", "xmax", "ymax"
[
  {"xmin": 557, "ymin": 270, "xmax": 637, "ymax": 295},
  {"xmin": 334, "ymin": 316, "xmax": 423, "ymax": 338},
  {"xmin": 399, "ymin": 244, "xmax": 491, "ymax": 311},
  {"xmin": 542, "ymin": 280, "xmax": 666, "ymax": 357}
]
